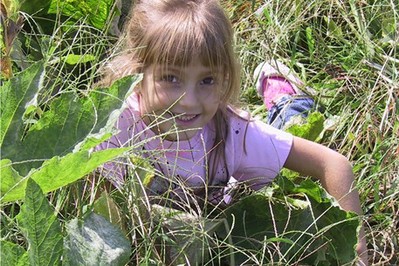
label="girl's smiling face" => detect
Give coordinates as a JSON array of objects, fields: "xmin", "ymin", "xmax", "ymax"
[{"xmin": 139, "ymin": 58, "xmax": 223, "ymax": 141}]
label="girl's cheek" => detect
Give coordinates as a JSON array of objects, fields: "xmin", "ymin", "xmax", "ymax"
[{"xmin": 203, "ymin": 87, "xmax": 222, "ymax": 102}]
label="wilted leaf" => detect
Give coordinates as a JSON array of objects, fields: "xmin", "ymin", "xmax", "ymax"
[{"xmin": 16, "ymin": 178, "xmax": 63, "ymax": 266}]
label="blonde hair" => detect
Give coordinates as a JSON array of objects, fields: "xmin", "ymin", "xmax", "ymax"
[{"xmin": 102, "ymin": 0, "xmax": 243, "ymax": 190}]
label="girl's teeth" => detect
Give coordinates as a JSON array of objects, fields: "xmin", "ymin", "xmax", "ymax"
[{"xmin": 179, "ymin": 115, "xmax": 196, "ymax": 121}]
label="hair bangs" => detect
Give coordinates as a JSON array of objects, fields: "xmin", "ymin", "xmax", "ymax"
[{"xmin": 143, "ymin": 11, "xmax": 227, "ymax": 74}]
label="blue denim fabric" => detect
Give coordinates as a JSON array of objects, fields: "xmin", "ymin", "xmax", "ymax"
[{"xmin": 267, "ymin": 96, "xmax": 315, "ymax": 129}]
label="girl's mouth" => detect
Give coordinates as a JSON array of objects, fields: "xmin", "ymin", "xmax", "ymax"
[
  {"xmin": 177, "ymin": 114, "xmax": 197, "ymax": 121},
  {"xmin": 174, "ymin": 113, "xmax": 199, "ymax": 124}
]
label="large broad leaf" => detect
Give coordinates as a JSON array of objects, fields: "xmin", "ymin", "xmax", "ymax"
[
  {"xmin": 16, "ymin": 178, "xmax": 63, "ymax": 266},
  {"xmin": 0, "ymin": 62, "xmax": 44, "ymax": 149},
  {"xmin": 63, "ymin": 212, "xmax": 131, "ymax": 266},
  {"xmin": 0, "ymin": 241, "xmax": 29, "ymax": 266},
  {"xmin": 1, "ymin": 148, "xmax": 129, "ymax": 203},
  {"xmin": 0, "ymin": 61, "xmax": 139, "ymax": 176},
  {"xmin": 217, "ymin": 178, "xmax": 360, "ymax": 265}
]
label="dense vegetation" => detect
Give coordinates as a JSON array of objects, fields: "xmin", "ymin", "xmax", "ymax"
[{"xmin": 1, "ymin": 0, "xmax": 398, "ymax": 265}]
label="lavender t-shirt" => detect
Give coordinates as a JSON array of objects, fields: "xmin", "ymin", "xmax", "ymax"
[{"xmin": 96, "ymin": 93, "xmax": 293, "ymax": 203}]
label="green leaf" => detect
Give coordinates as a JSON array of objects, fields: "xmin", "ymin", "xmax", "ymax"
[
  {"xmin": 286, "ymin": 111, "xmax": 324, "ymax": 141},
  {"xmin": 16, "ymin": 178, "xmax": 63, "ymax": 266},
  {"xmin": 0, "ymin": 241, "xmax": 29, "ymax": 266},
  {"xmin": 0, "ymin": 60, "xmax": 139, "ymax": 176},
  {"xmin": 93, "ymin": 190, "xmax": 126, "ymax": 232},
  {"xmin": 61, "ymin": 54, "xmax": 96, "ymax": 65},
  {"xmin": 276, "ymin": 176, "xmax": 331, "ymax": 204},
  {"xmin": 0, "ymin": 159, "xmax": 24, "ymax": 198},
  {"xmin": 63, "ymin": 212, "xmax": 131, "ymax": 266},
  {"xmin": 218, "ymin": 188, "xmax": 360, "ymax": 265},
  {"xmin": 1, "ymin": 148, "xmax": 129, "ymax": 203},
  {"xmin": 129, "ymin": 155, "xmax": 155, "ymax": 187},
  {"xmin": 306, "ymin": 27, "xmax": 315, "ymax": 61},
  {"xmin": 323, "ymin": 16, "xmax": 343, "ymax": 40},
  {"xmin": 48, "ymin": 0, "xmax": 116, "ymax": 30},
  {"xmin": 20, "ymin": 0, "xmax": 52, "ymax": 16},
  {"xmin": 0, "ymin": 62, "xmax": 44, "ymax": 148}
]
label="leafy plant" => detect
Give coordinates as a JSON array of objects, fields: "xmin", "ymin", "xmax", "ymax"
[
  {"xmin": 0, "ymin": 60, "xmax": 140, "ymax": 202},
  {"xmin": 216, "ymin": 177, "xmax": 360, "ymax": 265},
  {"xmin": 1, "ymin": 0, "xmax": 398, "ymax": 265},
  {"xmin": 1, "ymin": 178, "xmax": 131, "ymax": 266}
]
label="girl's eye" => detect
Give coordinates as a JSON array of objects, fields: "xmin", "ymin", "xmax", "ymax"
[
  {"xmin": 201, "ymin": 77, "xmax": 215, "ymax": 85},
  {"xmin": 161, "ymin": 75, "xmax": 178, "ymax": 83}
]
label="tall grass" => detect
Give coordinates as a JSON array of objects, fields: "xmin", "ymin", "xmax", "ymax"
[
  {"xmin": 1, "ymin": 0, "xmax": 398, "ymax": 265},
  {"xmin": 224, "ymin": 0, "xmax": 398, "ymax": 264}
]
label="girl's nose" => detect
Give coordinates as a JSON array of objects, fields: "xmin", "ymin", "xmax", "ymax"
[{"xmin": 179, "ymin": 86, "xmax": 197, "ymax": 107}]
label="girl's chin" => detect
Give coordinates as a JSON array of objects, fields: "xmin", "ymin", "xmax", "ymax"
[{"xmin": 163, "ymin": 128, "xmax": 199, "ymax": 141}]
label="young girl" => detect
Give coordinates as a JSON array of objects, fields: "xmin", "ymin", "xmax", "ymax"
[{"xmin": 96, "ymin": 0, "xmax": 367, "ymax": 264}]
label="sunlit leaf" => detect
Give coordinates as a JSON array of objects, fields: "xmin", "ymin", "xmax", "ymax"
[
  {"xmin": 0, "ymin": 241, "xmax": 28, "ymax": 266},
  {"xmin": 0, "ymin": 62, "xmax": 43, "ymax": 148},
  {"xmin": 48, "ymin": 0, "xmax": 115, "ymax": 30},
  {"xmin": 0, "ymin": 60, "xmax": 139, "ymax": 176},
  {"xmin": 1, "ymin": 148, "xmax": 129, "ymax": 203},
  {"xmin": 286, "ymin": 111, "xmax": 324, "ymax": 141},
  {"xmin": 16, "ymin": 178, "xmax": 63, "ymax": 266},
  {"xmin": 62, "ymin": 54, "xmax": 96, "ymax": 65}
]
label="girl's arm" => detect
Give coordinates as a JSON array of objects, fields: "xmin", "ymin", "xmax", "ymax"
[{"xmin": 283, "ymin": 136, "xmax": 368, "ymax": 266}]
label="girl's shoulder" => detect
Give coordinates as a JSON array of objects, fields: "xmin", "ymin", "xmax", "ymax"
[
  {"xmin": 226, "ymin": 105, "xmax": 252, "ymax": 121},
  {"xmin": 224, "ymin": 105, "xmax": 293, "ymax": 146}
]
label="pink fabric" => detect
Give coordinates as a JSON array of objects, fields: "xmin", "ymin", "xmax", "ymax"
[
  {"xmin": 261, "ymin": 76, "xmax": 296, "ymax": 110},
  {"xmin": 95, "ymin": 93, "xmax": 293, "ymax": 202}
]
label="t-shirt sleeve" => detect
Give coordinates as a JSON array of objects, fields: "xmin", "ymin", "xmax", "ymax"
[{"xmin": 229, "ymin": 116, "xmax": 293, "ymax": 190}]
